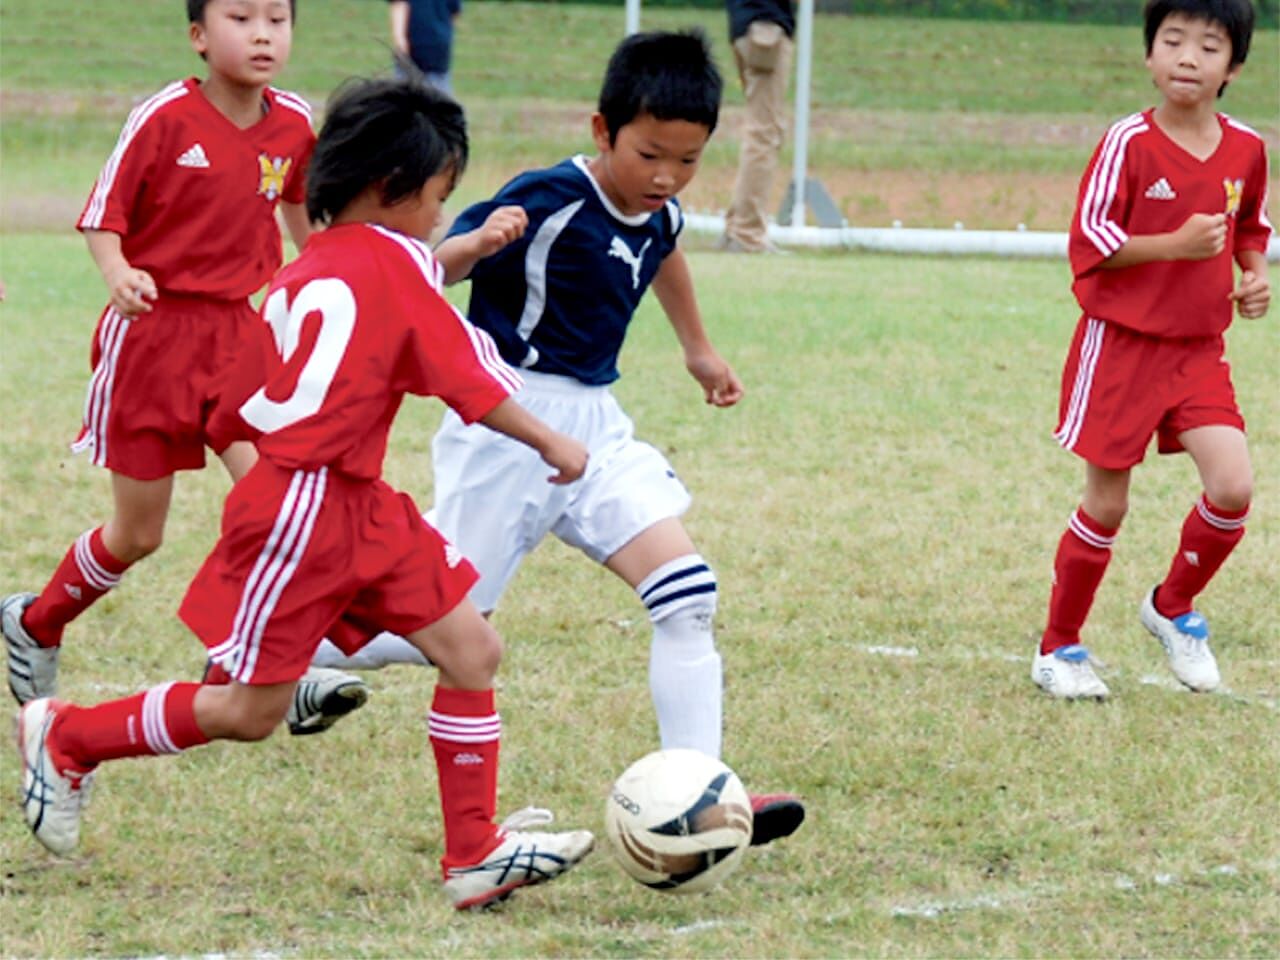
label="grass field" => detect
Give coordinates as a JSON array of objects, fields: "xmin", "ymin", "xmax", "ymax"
[{"xmin": 2, "ymin": 3, "xmax": 1279, "ymax": 958}]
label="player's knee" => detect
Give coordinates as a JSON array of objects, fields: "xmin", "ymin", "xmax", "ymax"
[
  {"xmin": 116, "ymin": 527, "xmax": 164, "ymax": 562},
  {"xmin": 1205, "ymin": 481, "xmax": 1251, "ymax": 515}
]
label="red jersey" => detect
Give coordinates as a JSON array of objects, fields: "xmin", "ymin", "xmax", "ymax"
[
  {"xmin": 77, "ymin": 78, "xmax": 315, "ymax": 301},
  {"xmin": 1070, "ymin": 109, "xmax": 1272, "ymax": 339},
  {"xmin": 238, "ymin": 223, "xmax": 521, "ymax": 480}
]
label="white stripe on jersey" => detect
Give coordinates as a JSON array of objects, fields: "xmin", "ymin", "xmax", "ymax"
[
  {"xmin": 1053, "ymin": 317, "xmax": 1106, "ymax": 452},
  {"xmin": 142, "ymin": 682, "xmax": 181, "ymax": 754},
  {"xmin": 369, "ymin": 225, "xmax": 521, "ymax": 392},
  {"xmin": 1079, "ymin": 113, "xmax": 1147, "ymax": 258},
  {"xmin": 210, "ymin": 467, "xmax": 327, "ymax": 682},
  {"xmin": 71, "ymin": 308, "xmax": 132, "ymax": 467},
  {"xmin": 1068, "ymin": 510, "xmax": 1115, "ymax": 549},
  {"xmin": 82, "ymin": 81, "xmax": 189, "ymax": 229},
  {"xmin": 665, "ymin": 199, "xmax": 683, "ymax": 237},
  {"xmin": 73, "ymin": 530, "xmax": 122, "ymax": 592},
  {"xmin": 269, "ymin": 87, "xmax": 313, "ymax": 122},
  {"xmin": 371, "ymin": 224, "xmax": 443, "ymax": 294},
  {"xmin": 428, "ymin": 710, "xmax": 501, "ymax": 743},
  {"xmin": 517, "ymin": 199, "xmax": 585, "ymax": 351}
]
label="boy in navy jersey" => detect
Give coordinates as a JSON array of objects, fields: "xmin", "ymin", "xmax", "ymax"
[
  {"xmin": 16, "ymin": 75, "xmax": 595, "ymax": 910},
  {"xmin": 318, "ymin": 29, "xmax": 806, "ymax": 847},
  {"xmin": 1033, "ymin": 0, "xmax": 1271, "ymax": 699},
  {"xmin": 2, "ymin": 0, "xmax": 367, "ymax": 733}
]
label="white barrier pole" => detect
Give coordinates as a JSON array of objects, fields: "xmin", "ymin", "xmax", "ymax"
[
  {"xmin": 790, "ymin": 0, "xmax": 815, "ymax": 228},
  {"xmin": 625, "ymin": 0, "xmax": 641, "ymax": 35}
]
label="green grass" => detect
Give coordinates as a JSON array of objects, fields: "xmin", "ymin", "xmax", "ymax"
[
  {"xmin": 1, "ymin": 3, "xmax": 1279, "ymax": 956},
  {"xmin": 1, "ymin": 236, "xmax": 1278, "ymax": 958},
  {"xmin": 1, "ymin": 1, "xmax": 1275, "ymax": 228}
]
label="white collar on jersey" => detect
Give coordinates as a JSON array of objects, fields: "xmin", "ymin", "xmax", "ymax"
[{"xmin": 572, "ymin": 154, "xmax": 656, "ymax": 228}]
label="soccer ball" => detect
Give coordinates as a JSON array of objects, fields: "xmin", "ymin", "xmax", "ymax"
[{"xmin": 604, "ymin": 748, "xmax": 753, "ymax": 894}]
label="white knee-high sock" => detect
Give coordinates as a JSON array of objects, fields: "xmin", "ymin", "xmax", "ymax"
[
  {"xmin": 311, "ymin": 631, "xmax": 431, "ymax": 670},
  {"xmin": 637, "ymin": 554, "xmax": 722, "ymax": 759}
]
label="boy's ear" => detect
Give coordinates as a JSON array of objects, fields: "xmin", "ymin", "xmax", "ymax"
[
  {"xmin": 189, "ymin": 21, "xmax": 208, "ymax": 58},
  {"xmin": 590, "ymin": 113, "xmax": 612, "ymax": 153}
]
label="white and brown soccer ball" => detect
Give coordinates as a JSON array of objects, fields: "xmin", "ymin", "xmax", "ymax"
[{"xmin": 604, "ymin": 748, "xmax": 753, "ymax": 893}]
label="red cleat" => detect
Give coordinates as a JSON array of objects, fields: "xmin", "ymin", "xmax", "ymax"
[{"xmin": 748, "ymin": 793, "xmax": 805, "ymax": 846}]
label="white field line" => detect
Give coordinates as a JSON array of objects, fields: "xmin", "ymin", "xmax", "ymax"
[{"xmin": 891, "ymin": 860, "xmax": 1273, "ymax": 918}]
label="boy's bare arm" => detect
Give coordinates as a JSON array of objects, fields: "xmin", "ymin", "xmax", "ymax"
[
  {"xmin": 279, "ymin": 201, "xmax": 312, "ymax": 254},
  {"xmin": 1231, "ymin": 249, "xmax": 1270, "ymax": 319},
  {"xmin": 1102, "ymin": 212, "xmax": 1227, "ymax": 268},
  {"xmin": 478, "ymin": 397, "xmax": 588, "ymax": 484},
  {"xmin": 84, "ymin": 229, "xmax": 157, "ymax": 315},
  {"xmin": 388, "ymin": 0, "xmax": 410, "ymax": 55},
  {"xmin": 434, "ymin": 206, "xmax": 527, "ymax": 284},
  {"xmin": 651, "ymin": 248, "xmax": 744, "ymax": 408}
]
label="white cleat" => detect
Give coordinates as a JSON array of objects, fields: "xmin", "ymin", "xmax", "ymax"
[
  {"xmin": 1031, "ymin": 643, "xmax": 1109, "ymax": 700},
  {"xmin": 286, "ymin": 666, "xmax": 370, "ymax": 736},
  {"xmin": 443, "ymin": 806, "xmax": 595, "ymax": 910},
  {"xmin": 3, "ymin": 593, "xmax": 59, "ymax": 705},
  {"xmin": 1140, "ymin": 589, "xmax": 1220, "ymax": 692},
  {"xmin": 16, "ymin": 698, "xmax": 94, "ymax": 856}
]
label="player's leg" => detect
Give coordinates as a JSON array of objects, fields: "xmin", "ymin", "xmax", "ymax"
[
  {"xmin": 406, "ymin": 602, "xmax": 594, "ymax": 910},
  {"xmin": 4, "ymin": 472, "xmax": 172, "ymax": 704},
  {"xmin": 1140, "ymin": 424, "xmax": 1250, "ymax": 691},
  {"xmin": 604, "ymin": 518, "xmax": 804, "ymax": 847},
  {"xmin": 15, "ymin": 678, "xmax": 292, "ymax": 856},
  {"xmin": 1033, "ymin": 462, "xmax": 1129, "ymax": 700},
  {"xmin": 605, "ymin": 517, "xmax": 722, "ymax": 759}
]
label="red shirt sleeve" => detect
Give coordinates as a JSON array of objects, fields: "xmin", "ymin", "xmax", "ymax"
[
  {"xmin": 1070, "ymin": 121, "xmax": 1141, "ymax": 280},
  {"xmin": 385, "ymin": 243, "xmax": 522, "ymax": 423},
  {"xmin": 1234, "ymin": 141, "xmax": 1272, "ymax": 256},
  {"xmin": 78, "ymin": 97, "xmax": 168, "ymax": 236}
]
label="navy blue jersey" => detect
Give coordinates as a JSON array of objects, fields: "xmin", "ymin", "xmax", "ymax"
[{"xmin": 446, "ymin": 155, "xmax": 683, "ymax": 386}]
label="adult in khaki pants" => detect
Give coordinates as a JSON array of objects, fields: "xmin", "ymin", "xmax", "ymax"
[{"xmin": 719, "ymin": 0, "xmax": 794, "ymax": 253}]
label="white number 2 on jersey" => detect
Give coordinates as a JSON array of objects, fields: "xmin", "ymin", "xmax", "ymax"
[{"xmin": 239, "ymin": 278, "xmax": 356, "ymax": 434}]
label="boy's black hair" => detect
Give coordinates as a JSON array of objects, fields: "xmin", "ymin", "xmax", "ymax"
[
  {"xmin": 306, "ymin": 73, "xmax": 468, "ymax": 225},
  {"xmin": 1143, "ymin": 0, "xmax": 1255, "ymax": 70},
  {"xmin": 597, "ymin": 29, "xmax": 722, "ymax": 144},
  {"xmin": 187, "ymin": 0, "xmax": 297, "ymax": 23}
]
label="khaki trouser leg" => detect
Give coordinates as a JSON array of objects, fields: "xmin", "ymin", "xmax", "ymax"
[{"xmin": 724, "ymin": 31, "xmax": 793, "ymax": 250}]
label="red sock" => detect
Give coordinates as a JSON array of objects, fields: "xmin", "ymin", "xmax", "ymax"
[
  {"xmin": 1155, "ymin": 495, "xmax": 1248, "ymax": 618},
  {"xmin": 1043, "ymin": 508, "xmax": 1118, "ymax": 654},
  {"xmin": 429, "ymin": 686, "xmax": 501, "ymax": 872},
  {"xmin": 23, "ymin": 527, "xmax": 131, "ymax": 647},
  {"xmin": 51, "ymin": 682, "xmax": 210, "ymax": 771}
]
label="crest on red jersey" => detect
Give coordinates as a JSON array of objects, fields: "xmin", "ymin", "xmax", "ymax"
[
  {"xmin": 1223, "ymin": 178, "xmax": 1243, "ymax": 217},
  {"xmin": 258, "ymin": 154, "xmax": 293, "ymax": 201}
]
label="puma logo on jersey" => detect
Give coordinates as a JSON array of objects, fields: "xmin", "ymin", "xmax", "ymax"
[
  {"xmin": 1144, "ymin": 177, "xmax": 1176, "ymax": 200},
  {"xmin": 1223, "ymin": 178, "xmax": 1243, "ymax": 217},
  {"xmin": 258, "ymin": 154, "xmax": 293, "ymax": 201},
  {"xmin": 608, "ymin": 236, "xmax": 652, "ymax": 289},
  {"xmin": 177, "ymin": 143, "xmax": 210, "ymax": 168}
]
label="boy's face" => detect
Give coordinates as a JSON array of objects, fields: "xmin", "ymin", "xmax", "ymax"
[
  {"xmin": 190, "ymin": 0, "xmax": 293, "ymax": 88},
  {"xmin": 589, "ymin": 113, "xmax": 711, "ymax": 217},
  {"xmin": 385, "ymin": 168, "xmax": 456, "ymax": 242},
  {"xmin": 1145, "ymin": 12, "xmax": 1241, "ymax": 105}
]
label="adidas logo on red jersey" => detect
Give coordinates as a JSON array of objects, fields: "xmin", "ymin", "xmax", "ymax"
[
  {"xmin": 1144, "ymin": 177, "xmax": 1176, "ymax": 200},
  {"xmin": 177, "ymin": 143, "xmax": 210, "ymax": 169}
]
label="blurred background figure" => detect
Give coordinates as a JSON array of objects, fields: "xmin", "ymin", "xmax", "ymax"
[
  {"xmin": 389, "ymin": 0, "xmax": 461, "ymax": 94},
  {"xmin": 718, "ymin": 0, "xmax": 794, "ymax": 253}
]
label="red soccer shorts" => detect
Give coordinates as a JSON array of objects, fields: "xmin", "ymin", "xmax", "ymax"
[
  {"xmin": 72, "ymin": 294, "xmax": 259, "ymax": 481},
  {"xmin": 1053, "ymin": 315, "xmax": 1245, "ymax": 470},
  {"xmin": 180, "ymin": 461, "xmax": 478, "ymax": 685}
]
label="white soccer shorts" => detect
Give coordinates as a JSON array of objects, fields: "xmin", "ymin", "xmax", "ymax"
[{"xmin": 430, "ymin": 371, "xmax": 691, "ymax": 612}]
